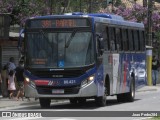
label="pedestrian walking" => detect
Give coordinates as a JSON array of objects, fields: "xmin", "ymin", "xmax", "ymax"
[
  {"xmin": 1, "ymin": 65, "xmax": 9, "ymax": 97},
  {"xmin": 15, "ymin": 61, "xmax": 24, "ymax": 101},
  {"xmin": 7, "ymin": 57, "xmax": 16, "ymax": 72},
  {"xmin": 15, "ymin": 61, "xmax": 30, "ymax": 101},
  {"xmin": 8, "ymin": 70, "xmax": 16, "ymax": 99},
  {"xmin": 152, "ymin": 55, "xmax": 160, "ymax": 86}
]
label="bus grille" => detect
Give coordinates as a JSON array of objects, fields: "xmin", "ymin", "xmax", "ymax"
[
  {"xmin": 31, "ymin": 70, "xmax": 84, "ymax": 78},
  {"xmin": 36, "ymin": 86, "xmax": 80, "ymax": 95}
]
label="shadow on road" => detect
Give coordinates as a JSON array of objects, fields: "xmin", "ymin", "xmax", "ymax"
[{"xmin": 15, "ymin": 98, "xmax": 141, "ymax": 110}]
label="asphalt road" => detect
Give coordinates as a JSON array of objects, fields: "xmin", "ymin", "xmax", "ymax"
[{"xmin": 0, "ymin": 85, "xmax": 160, "ymax": 120}]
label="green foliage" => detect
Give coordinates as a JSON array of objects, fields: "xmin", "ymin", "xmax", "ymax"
[
  {"xmin": 0, "ymin": 0, "xmax": 159, "ymax": 30},
  {"xmin": 114, "ymin": 0, "xmax": 123, "ymax": 7},
  {"xmin": 155, "ymin": 31, "xmax": 160, "ymax": 47},
  {"xmin": 149, "ymin": 116, "xmax": 160, "ymax": 120}
]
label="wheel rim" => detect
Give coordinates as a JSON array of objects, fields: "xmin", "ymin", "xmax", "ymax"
[
  {"xmin": 131, "ymin": 82, "xmax": 135, "ymax": 98},
  {"xmin": 103, "ymin": 88, "xmax": 107, "ymax": 104}
]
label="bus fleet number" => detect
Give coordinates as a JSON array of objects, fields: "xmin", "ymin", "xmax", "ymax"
[{"xmin": 64, "ymin": 80, "xmax": 76, "ymax": 84}]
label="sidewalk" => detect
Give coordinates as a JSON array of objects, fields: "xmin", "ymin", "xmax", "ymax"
[
  {"xmin": 0, "ymin": 97, "xmax": 61, "ymax": 109},
  {"xmin": 0, "ymin": 97, "xmax": 39, "ymax": 109},
  {"xmin": 136, "ymin": 84, "xmax": 160, "ymax": 92}
]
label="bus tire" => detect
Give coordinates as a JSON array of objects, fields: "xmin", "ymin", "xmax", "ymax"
[
  {"xmin": 69, "ymin": 98, "xmax": 78, "ymax": 104},
  {"xmin": 95, "ymin": 89, "xmax": 107, "ymax": 107},
  {"xmin": 39, "ymin": 98, "xmax": 51, "ymax": 108},
  {"xmin": 95, "ymin": 95, "xmax": 106, "ymax": 107},
  {"xmin": 117, "ymin": 77, "xmax": 135, "ymax": 102},
  {"xmin": 117, "ymin": 93, "xmax": 125, "ymax": 102},
  {"xmin": 126, "ymin": 78, "xmax": 135, "ymax": 102},
  {"xmin": 78, "ymin": 98, "xmax": 86, "ymax": 104}
]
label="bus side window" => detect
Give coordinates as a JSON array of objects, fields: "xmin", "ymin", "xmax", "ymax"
[
  {"xmin": 126, "ymin": 29, "xmax": 129, "ymax": 51},
  {"xmin": 128, "ymin": 29, "xmax": 134, "ymax": 51},
  {"xmin": 142, "ymin": 31, "xmax": 146, "ymax": 50},
  {"xmin": 122, "ymin": 29, "xmax": 128, "ymax": 51},
  {"xmin": 106, "ymin": 26, "xmax": 110, "ymax": 50},
  {"xmin": 115, "ymin": 28, "xmax": 121, "ymax": 51},
  {"xmin": 106, "ymin": 26, "xmax": 111, "ymax": 50},
  {"xmin": 133, "ymin": 30, "xmax": 140, "ymax": 51},
  {"xmin": 139, "ymin": 30, "xmax": 145, "ymax": 51},
  {"xmin": 95, "ymin": 23, "xmax": 110, "ymax": 51},
  {"xmin": 101, "ymin": 25, "xmax": 109, "ymax": 51},
  {"xmin": 120, "ymin": 29, "xmax": 123, "ymax": 51},
  {"xmin": 108, "ymin": 27, "xmax": 116, "ymax": 51}
]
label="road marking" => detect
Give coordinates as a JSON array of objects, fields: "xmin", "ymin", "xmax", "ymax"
[
  {"xmin": 53, "ymin": 118, "xmax": 77, "ymax": 120},
  {"xmin": 5, "ymin": 117, "xmax": 41, "ymax": 120},
  {"xmin": 0, "ymin": 100, "xmax": 69, "ymax": 110},
  {"xmin": 133, "ymin": 117, "xmax": 152, "ymax": 120}
]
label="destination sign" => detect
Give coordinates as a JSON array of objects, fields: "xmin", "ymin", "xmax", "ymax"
[{"xmin": 28, "ymin": 18, "xmax": 90, "ymax": 28}]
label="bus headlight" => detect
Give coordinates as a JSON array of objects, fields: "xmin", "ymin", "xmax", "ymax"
[
  {"xmin": 81, "ymin": 75, "xmax": 95, "ymax": 87},
  {"xmin": 24, "ymin": 77, "xmax": 36, "ymax": 88},
  {"xmin": 88, "ymin": 76, "xmax": 94, "ymax": 81},
  {"xmin": 25, "ymin": 77, "xmax": 30, "ymax": 83}
]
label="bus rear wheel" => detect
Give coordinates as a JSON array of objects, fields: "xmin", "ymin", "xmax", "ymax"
[
  {"xmin": 126, "ymin": 79, "xmax": 135, "ymax": 102},
  {"xmin": 117, "ymin": 78, "xmax": 135, "ymax": 102},
  {"xmin": 117, "ymin": 93, "xmax": 125, "ymax": 102},
  {"xmin": 39, "ymin": 98, "xmax": 51, "ymax": 108}
]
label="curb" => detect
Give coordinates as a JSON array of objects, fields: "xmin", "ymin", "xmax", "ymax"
[
  {"xmin": 136, "ymin": 85, "xmax": 160, "ymax": 92},
  {"xmin": 136, "ymin": 88, "xmax": 157, "ymax": 92}
]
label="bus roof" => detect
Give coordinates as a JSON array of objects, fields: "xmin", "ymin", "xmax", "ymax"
[
  {"xmin": 31, "ymin": 12, "xmax": 124, "ymax": 20},
  {"xmin": 29, "ymin": 12, "xmax": 144, "ymax": 28}
]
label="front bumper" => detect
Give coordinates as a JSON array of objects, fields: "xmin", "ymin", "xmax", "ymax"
[{"xmin": 24, "ymin": 81, "xmax": 97, "ymax": 98}]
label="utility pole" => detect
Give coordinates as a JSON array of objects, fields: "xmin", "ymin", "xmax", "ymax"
[
  {"xmin": 134, "ymin": 0, "xmax": 137, "ymax": 4},
  {"xmin": 89, "ymin": 0, "xmax": 92, "ymax": 13},
  {"xmin": 112, "ymin": 0, "xmax": 114, "ymax": 12},
  {"xmin": 146, "ymin": 0, "xmax": 154, "ymax": 86},
  {"xmin": 147, "ymin": 0, "xmax": 154, "ymax": 46},
  {"xmin": 143, "ymin": 0, "xmax": 147, "ymax": 7},
  {"xmin": 50, "ymin": 0, "xmax": 53, "ymax": 15},
  {"xmin": 80, "ymin": 0, "xmax": 82, "ymax": 12}
]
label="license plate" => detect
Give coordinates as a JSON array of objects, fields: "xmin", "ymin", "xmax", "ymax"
[{"xmin": 52, "ymin": 89, "xmax": 64, "ymax": 94}]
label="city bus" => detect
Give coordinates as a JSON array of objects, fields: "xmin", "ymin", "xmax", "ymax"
[{"xmin": 19, "ymin": 12, "xmax": 146, "ymax": 108}]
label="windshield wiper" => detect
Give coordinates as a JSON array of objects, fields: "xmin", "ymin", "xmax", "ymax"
[
  {"xmin": 39, "ymin": 30, "xmax": 53, "ymax": 47},
  {"xmin": 39, "ymin": 30, "xmax": 49, "ymax": 41},
  {"xmin": 65, "ymin": 29, "xmax": 77, "ymax": 48}
]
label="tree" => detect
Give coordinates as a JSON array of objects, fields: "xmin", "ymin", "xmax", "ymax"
[
  {"xmin": 0, "ymin": 0, "xmax": 50, "ymax": 26},
  {"xmin": 99, "ymin": 3, "xmax": 160, "ymax": 32}
]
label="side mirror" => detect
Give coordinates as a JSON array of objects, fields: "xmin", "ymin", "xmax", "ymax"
[
  {"xmin": 96, "ymin": 33, "xmax": 104, "ymax": 54},
  {"xmin": 18, "ymin": 29, "xmax": 24, "ymax": 53},
  {"xmin": 98, "ymin": 37, "xmax": 104, "ymax": 50}
]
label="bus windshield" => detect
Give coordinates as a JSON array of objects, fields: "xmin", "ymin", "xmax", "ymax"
[{"xmin": 26, "ymin": 31, "xmax": 94, "ymax": 68}]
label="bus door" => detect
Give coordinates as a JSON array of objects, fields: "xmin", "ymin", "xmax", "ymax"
[{"xmin": 108, "ymin": 26, "xmax": 119, "ymax": 95}]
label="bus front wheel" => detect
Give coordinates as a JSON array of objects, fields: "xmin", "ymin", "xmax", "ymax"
[
  {"xmin": 78, "ymin": 98, "xmax": 86, "ymax": 104},
  {"xmin": 39, "ymin": 98, "xmax": 51, "ymax": 108},
  {"xmin": 95, "ymin": 95, "xmax": 106, "ymax": 107},
  {"xmin": 69, "ymin": 98, "xmax": 78, "ymax": 104},
  {"xmin": 95, "ymin": 92, "xmax": 106, "ymax": 107}
]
